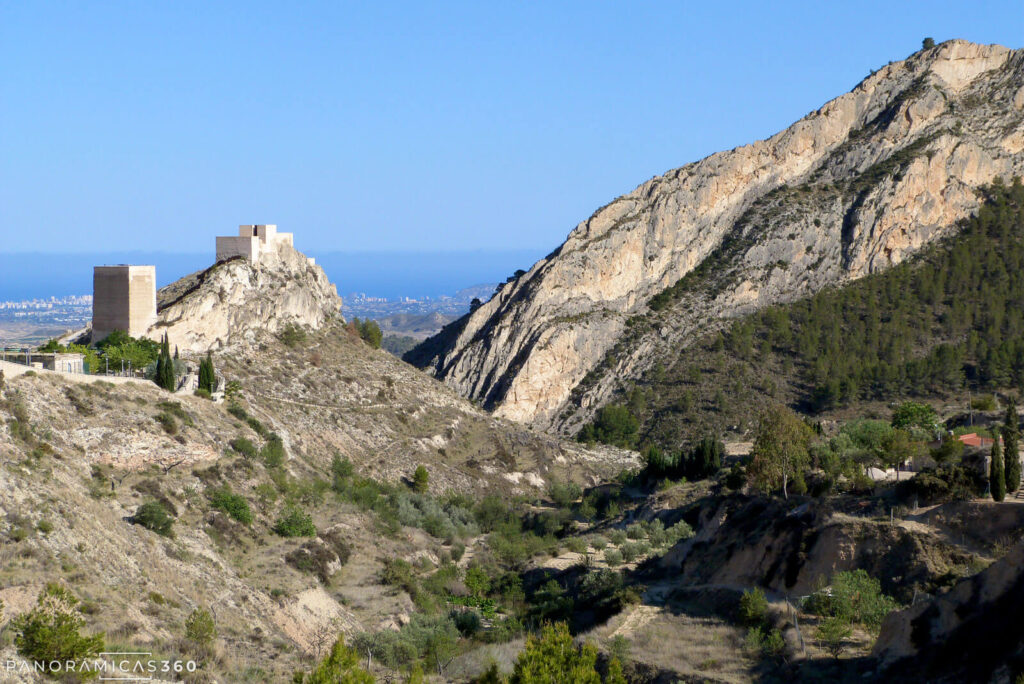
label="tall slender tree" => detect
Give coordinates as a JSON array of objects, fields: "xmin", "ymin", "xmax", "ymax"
[
  {"xmin": 991, "ymin": 437, "xmax": 1006, "ymax": 502},
  {"xmin": 1004, "ymin": 398, "xmax": 1021, "ymax": 493},
  {"xmin": 157, "ymin": 334, "xmax": 176, "ymax": 391},
  {"xmin": 198, "ymin": 353, "xmax": 216, "ymax": 393}
]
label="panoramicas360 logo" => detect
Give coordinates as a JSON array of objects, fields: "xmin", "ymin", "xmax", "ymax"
[{"xmin": 3, "ymin": 652, "xmax": 199, "ymax": 681}]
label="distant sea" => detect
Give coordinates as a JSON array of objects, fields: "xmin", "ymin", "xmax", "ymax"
[{"xmin": 0, "ymin": 249, "xmax": 547, "ymax": 302}]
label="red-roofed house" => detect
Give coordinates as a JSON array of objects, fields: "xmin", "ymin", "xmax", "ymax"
[{"xmin": 957, "ymin": 433, "xmax": 1001, "ymax": 449}]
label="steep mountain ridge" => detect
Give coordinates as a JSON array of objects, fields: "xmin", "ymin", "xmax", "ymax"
[{"xmin": 411, "ymin": 40, "xmax": 1024, "ymax": 435}]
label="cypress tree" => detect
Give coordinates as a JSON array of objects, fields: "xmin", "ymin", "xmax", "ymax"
[
  {"xmin": 199, "ymin": 353, "xmax": 215, "ymax": 393},
  {"xmin": 1005, "ymin": 398, "xmax": 1021, "ymax": 493},
  {"xmin": 991, "ymin": 437, "xmax": 1006, "ymax": 502},
  {"xmin": 157, "ymin": 334, "xmax": 176, "ymax": 391}
]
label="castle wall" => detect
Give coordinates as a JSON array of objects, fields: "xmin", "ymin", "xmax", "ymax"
[
  {"xmin": 92, "ymin": 265, "xmax": 157, "ymax": 342},
  {"xmin": 216, "ymin": 236, "xmax": 260, "ymax": 265},
  {"xmin": 217, "ymin": 226, "xmax": 293, "ymax": 266}
]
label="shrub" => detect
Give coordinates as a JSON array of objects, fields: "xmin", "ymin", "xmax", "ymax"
[
  {"xmin": 548, "ymin": 480, "xmax": 582, "ymax": 508},
  {"xmin": 625, "ymin": 522, "xmax": 646, "ymax": 540},
  {"xmin": 260, "ymin": 434, "xmax": 286, "ymax": 468},
  {"xmin": 130, "ymin": 501, "xmax": 174, "ymax": 537},
  {"xmin": 971, "ymin": 394, "xmax": 997, "ymax": 411},
  {"xmin": 286, "ymin": 538, "xmax": 350, "ymax": 583},
  {"xmin": 194, "ymin": 388, "xmax": 212, "ymax": 399},
  {"xmin": 13, "ymin": 584, "xmax": 104, "ymax": 672},
  {"xmin": 209, "ymin": 487, "xmax": 253, "ymax": 524},
  {"xmin": 305, "ymin": 636, "xmax": 373, "ymax": 683},
  {"xmin": 154, "ymin": 411, "xmax": 177, "ymax": 435},
  {"xmin": 451, "ymin": 609, "xmax": 481, "ymax": 637},
  {"xmin": 229, "ymin": 437, "xmax": 257, "ymax": 459},
  {"xmin": 511, "ymin": 622, "xmax": 603, "ymax": 683},
  {"xmin": 274, "ymin": 507, "xmax": 316, "ymax": 537},
  {"xmin": 564, "ymin": 536, "xmax": 589, "ymax": 554},
  {"xmin": 608, "ymin": 529, "xmax": 628, "ymax": 545},
  {"xmin": 279, "ymin": 323, "xmax": 307, "ymax": 348},
  {"xmin": 805, "ymin": 569, "xmax": 898, "ymax": 632},
  {"xmin": 185, "ymin": 607, "xmax": 216, "ymax": 648},
  {"xmin": 412, "ymin": 465, "xmax": 429, "ymax": 493},
  {"xmin": 739, "ymin": 588, "xmax": 768, "ymax": 626},
  {"xmin": 817, "ymin": 616, "xmax": 852, "ymax": 659},
  {"xmin": 604, "ymin": 548, "xmax": 623, "ymax": 567}
]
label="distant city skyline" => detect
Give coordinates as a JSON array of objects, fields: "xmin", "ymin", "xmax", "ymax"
[{"xmin": 3, "ymin": 3, "xmax": 1023, "ymax": 255}]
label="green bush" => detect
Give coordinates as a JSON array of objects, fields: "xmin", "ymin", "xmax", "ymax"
[
  {"xmin": 279, "ymin": 323, "xmax": 307, "ymax": 348},
  {"xmin": 304, "ymin": 636, "xmax": 373, "ymax": 683},
  {"xmin": 13, "ymin": 584, "xmax": 105, "ymax": 673},
  {"xmin": 817, "ymin": 616, "xmax": 853, "ymax": 659},
  {"xmin": 260, "ymin": 434, "xmax": 286, "ymax": 468},
  {"xmin": 185, "ymin": 607, "xmax": 216, "ymax": 648},
  {"xmin": 274, "ymin": 507, "xmax": 316, "ymax": 537},
  {"xmin": 564, "ymin": 536, "xmax": 589, "ymax": 554},
  {"xmin": 805, "ymin": 570, "xmax": 898, "ymax": 632},
  {"xmin": 229, "ymin": 436, "xmax": 257, "ymax": 459},
  {"xmin": 604, "ymin": 548, "xmax": 623, "ymax": 567},
  {"xmin": 547, "ymin": 480, "xmax": 582, "ymax": 508},
  {"xmin": 154, "ymin": 411, "xmax": 177, "ymax": 435},
  {"xmin": 209, "ymin": 487, "xmax": 253, "ymax": 524},
  {"xmin": 412, "ymin": 465, "xmax": 429, "ymax": 493},
  {"xmin": 131, "ymin": 501, "xmax": 174, "ymax": 537},
  {"xmin": 739, "ymin": 588, "xmax": 768, "ymax": 626}
]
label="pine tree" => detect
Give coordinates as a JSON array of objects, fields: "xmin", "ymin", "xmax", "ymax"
[
  {"xmin": 991, "ymin": 437, "xmax": 1006, "ymax": 502},
  {"xmin": 1005, "ymin": 398, "xmax": 1021, "ymax": 493}
]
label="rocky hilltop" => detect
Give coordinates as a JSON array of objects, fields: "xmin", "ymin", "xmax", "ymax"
[
  {"xmin": 151, "ymin": 240, "xmax": 343, "ymax": 353},
  {"xmin": 411, "ymin": 40, "xmax": 1024, "ymax": 434}
]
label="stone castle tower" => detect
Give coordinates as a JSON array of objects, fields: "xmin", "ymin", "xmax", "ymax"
[{"xmin": 91, "ymin": 265, "xmax": 157, "ymax": 342}]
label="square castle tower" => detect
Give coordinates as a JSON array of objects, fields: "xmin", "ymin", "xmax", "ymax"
[
  {"xmin": 216, "ymin": 224, "xmax": 294, "ymax": 266},
  {"xmin": 92, "ymin": 265, "xmax": 157, "ymax": 342}
]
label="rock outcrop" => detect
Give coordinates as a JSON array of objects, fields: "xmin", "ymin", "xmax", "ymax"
[
  {"xmin": 150, "ymin": 240, "xmax": 342, "ymax": 353},
  {"xmin": 871, "ymin": 538, "xmax": 1024, "ymax": 682},
  {"xmin": 411, "ymin": 40, "xmax": 1024, "ymax": 434}
]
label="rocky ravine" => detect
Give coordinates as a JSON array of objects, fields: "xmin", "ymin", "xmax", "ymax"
[
  {"xmin": 151, "ymin": 240, "xmax": 343, "ymax": 354},
  {"xmin": 411, "ymin": 40, "xmax": 1024, "ymax": 435}
]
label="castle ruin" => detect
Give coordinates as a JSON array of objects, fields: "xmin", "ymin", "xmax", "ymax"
[
  {"xmin": 216, "ymin": 224, "xmax": 294, "ymax": 266},
  {"xmin": 92, "ymin": 265, "xmax": 157, "ymax": 342}
]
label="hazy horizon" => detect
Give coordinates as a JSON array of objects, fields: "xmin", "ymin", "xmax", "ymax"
[{"xmin": 0, "ymin": 248, "xmax": 546, "ymax": 302}]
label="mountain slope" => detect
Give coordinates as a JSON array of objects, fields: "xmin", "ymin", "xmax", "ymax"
[{"xmin": 410, "ymin": 40, "xmax": 1024, "ymax": 435}]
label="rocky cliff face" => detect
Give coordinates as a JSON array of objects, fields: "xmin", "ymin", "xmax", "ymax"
[
  {"xmin": 871, "ymin": 538, "xmax": 1024, "ymax": 682},
  {"xmin": 412, "ymin": 40, "xmax": 1024, "ymax": 434},
  {"xmin": 150, "ymin": 242, "xmax": 342, "ymax": 353}
]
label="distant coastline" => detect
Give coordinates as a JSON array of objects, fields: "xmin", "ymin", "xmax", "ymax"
[{"xmin": 0, "ymin": 248, "xmax": 545, "ymax": 302}]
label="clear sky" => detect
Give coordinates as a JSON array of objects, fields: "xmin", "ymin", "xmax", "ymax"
[{"xmin": 2, "ymin": 1, "xmax": 1022, "ymax": 254}]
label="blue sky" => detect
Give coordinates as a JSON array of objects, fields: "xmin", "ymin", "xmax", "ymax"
[{"xmin": 2, "ymin": 1, "xmax": 1023, "ymax": 254}]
